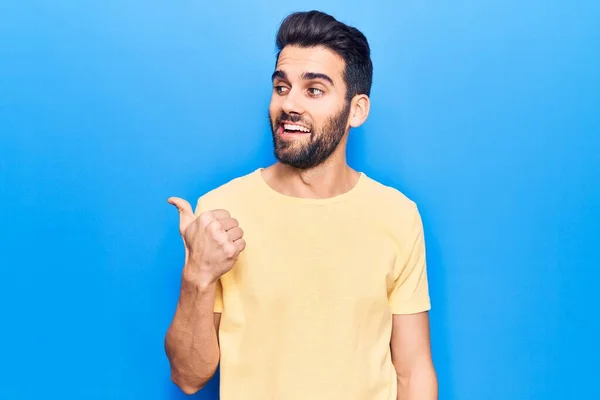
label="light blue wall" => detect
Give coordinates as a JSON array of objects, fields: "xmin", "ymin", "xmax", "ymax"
[{"xmin": 1, "ymin": 1, "xmax": 598, "ymax": 399}]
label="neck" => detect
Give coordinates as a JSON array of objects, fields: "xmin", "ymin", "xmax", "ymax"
[{"xmin": 262, "ymin": 155, "xmax": 360, "ymax": 200}]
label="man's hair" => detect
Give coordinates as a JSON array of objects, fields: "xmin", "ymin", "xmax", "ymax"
[{"xmin": 275, "ymin": 10, "xmax": 373, "ymax": 102}]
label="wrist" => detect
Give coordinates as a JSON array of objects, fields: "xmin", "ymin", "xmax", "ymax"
[{"xmin": 182, "ymin": 263, "xmax": 216, "ymax": 290}]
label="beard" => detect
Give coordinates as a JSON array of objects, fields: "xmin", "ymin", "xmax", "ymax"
[{"xmin": 269, "ymin": 101, "xmax": 351, "ymax": 170}]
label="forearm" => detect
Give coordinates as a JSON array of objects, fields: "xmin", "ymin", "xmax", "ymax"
[
  {"xmin": 397, "ymin": 363, "xmax": 438, "ymax": 400},
  {"xmin": 165, "ymin": 269, "xmax": 220, "ymax": 394}
]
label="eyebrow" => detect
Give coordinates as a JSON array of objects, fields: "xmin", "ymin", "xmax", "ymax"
[{"xmin": 271, "ymin": 70, "xmax": 335, "ymax": 86}]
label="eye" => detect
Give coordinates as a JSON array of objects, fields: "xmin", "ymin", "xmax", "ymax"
[
  {"xmin": 307, "ymin": 88, "xmax": 324, "ymax": 97},
  {"xmin": 274, "ymin": 85, "xmax": 289, "ymax": 95}
]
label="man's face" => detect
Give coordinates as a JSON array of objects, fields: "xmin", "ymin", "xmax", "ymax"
[{"xmin": 269, "ymin": 45, "xmax": 351, "ymax": 170}]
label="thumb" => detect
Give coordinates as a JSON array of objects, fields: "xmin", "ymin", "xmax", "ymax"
[{"xmin": 167, "ymin": 197, "xmax": 195, "ymax": 231}]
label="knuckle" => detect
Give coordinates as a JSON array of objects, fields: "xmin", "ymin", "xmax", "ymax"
[
  {"xmin": 199, "ymin": 213, "xmax": 213, "ymax": 228},
  {"xmin": 224, "ymin": 243, "xmax": 237, "ymax": 258},
  {"xmin": 207, "ymin": 220, "xmax": 222, "ymax": 234},
  {"xmin": 213, "ymin": 208, "xmax": 231, "ymax": 219}
]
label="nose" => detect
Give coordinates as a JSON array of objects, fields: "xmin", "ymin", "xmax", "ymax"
[{"xmin": 281, "ymin": 87, "xmax": 304, "ymax": 116}]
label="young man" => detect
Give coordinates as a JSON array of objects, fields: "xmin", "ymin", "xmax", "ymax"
[{"xmin": 165, "ymin": 10, "xmax": 438, "ymax": 400}]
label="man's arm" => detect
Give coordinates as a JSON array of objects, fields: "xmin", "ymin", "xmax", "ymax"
[
  {"xmin": 164, "ymin": 196, "xmax": 245, "ymax": 395},
  {"xmin": 391, "ymin": 311, "xmax": 438, "ymax": 400},
  {"xmin": 164, "ymin": 275, "xmax": 221, "ymax": 394}
]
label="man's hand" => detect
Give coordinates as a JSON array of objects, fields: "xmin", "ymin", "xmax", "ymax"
[{"xmin": 168, "ymin": 197, "xmax": 246, "ymax": 287}]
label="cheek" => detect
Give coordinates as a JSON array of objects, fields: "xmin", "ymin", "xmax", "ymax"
[
  {"xmin": 312, "ymin": 100, "xmax": 346, "ymax": 126},
  {"xmin": 310, "ymin": 109, "xmax": 332, "ymax": 129},
  {"xmin": 269, "ymin": 98, "xmax": 281, "ymax": 117}
]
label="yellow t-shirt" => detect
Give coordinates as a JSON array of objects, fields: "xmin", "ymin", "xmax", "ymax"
[{"xmin": 194, "ymin": 168, "xmax": 431, "ymax": 400}]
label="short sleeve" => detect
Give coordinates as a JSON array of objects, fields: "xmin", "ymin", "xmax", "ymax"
[
  {"xmin": 388, "ymin": 205, "xmax": 431, "ymax": 314},
  {"xmin": 194, "ymin": 196, "xmax": 224, "ymax": 313}
]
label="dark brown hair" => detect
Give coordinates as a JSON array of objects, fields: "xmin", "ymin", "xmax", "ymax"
[{"xmin": 275, "ymin": 10, "xmax": 373, "ymax": 102}]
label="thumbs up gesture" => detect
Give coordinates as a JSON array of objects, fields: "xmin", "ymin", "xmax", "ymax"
[{"xmin": 168, "ymin": 197, "xmax": 246, "ymax": 286}]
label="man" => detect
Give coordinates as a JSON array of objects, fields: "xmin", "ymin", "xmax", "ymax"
[{"xmin": 164, "ymin": 10, "xmax": 437, "ymax": 400}]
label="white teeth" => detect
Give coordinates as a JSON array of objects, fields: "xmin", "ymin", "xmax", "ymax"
[{"xmin": 283, "ymin": 124, "xmax": 310, "ymax": 133}]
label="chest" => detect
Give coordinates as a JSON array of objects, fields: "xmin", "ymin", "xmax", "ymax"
[{"xmin": 222, "ymin": 209, "xmax": 398, "ymax": 312}]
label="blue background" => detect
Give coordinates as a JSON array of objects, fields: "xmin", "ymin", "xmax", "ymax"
[{"xmin": 1, "ymin": 1, "xmax": 598, "ymax": 399}]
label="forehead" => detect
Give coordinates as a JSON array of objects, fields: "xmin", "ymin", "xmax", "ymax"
[{"xmin": 275, "ymin": 45, "xmax": 345, "ymax": 82}]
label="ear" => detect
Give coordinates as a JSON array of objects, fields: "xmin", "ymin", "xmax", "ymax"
[{"xmin": 349, "ymin": 94, "xmax": 370, "ymax": 128}]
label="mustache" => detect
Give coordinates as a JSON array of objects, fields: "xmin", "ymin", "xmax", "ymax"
[{"xmin": 275, "ymin": 112, "xmax": 310, "ymax": 127}]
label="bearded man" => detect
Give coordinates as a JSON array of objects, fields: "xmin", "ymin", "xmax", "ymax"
[{"xmin": 165, "ymin": 10, "xmax": 438, "ymax": 400}]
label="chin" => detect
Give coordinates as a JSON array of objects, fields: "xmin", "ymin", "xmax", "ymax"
[{"xmin": 274, "ymin": 152, "xmax": 309, "ymax": 170}]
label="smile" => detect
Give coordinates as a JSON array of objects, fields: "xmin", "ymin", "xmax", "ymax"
[{"xmin": 280, "ymin": 123, "xmax": 311, "ymax": 135}]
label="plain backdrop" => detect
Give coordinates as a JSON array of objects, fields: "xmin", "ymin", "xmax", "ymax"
[{"xmin": 1, "ymin": 1, "xmax": 599, "ymax": 399}]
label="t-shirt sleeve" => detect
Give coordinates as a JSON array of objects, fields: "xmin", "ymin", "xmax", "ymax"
[
  {"xmin": 388, "ymin": 204, "xmax": 431, "ymax": 314},
  {"xmin": 194, "ymin": 196, "xmax": 224, "ymax": 313}
]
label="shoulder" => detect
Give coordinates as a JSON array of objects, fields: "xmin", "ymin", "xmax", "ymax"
[
  {"xmin": 359, "ymin": 174, "xmax": 424, "ymax": 246},
  {"xmin": 194, "ymin": 169, "xmax": 260, "ymax": 213},
  {"xmin": 361, "ymin": 174, "xmax": 419, "ymax": 218}
]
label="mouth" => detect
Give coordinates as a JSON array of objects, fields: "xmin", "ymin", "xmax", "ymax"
[{"xmin": 278, "ymin": 122, "xmax": 311, "ymax": 137}]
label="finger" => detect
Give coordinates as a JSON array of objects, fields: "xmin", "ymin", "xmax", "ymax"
[
  {"xmin": 198, "ymin": 211, "xmax": 216, "ymax": 229},
  {"xmin": 206, "ymin": 220, "xmax": 229, "ymax": 242},
  {"xmin": 210, "ymin": 209, "xmax": 231, "ymax": 220},
  {"xmin": 227, "ymin": 226, "xmax": 244, "ymax": 242},
  {"xmin": 235, "ymin": 238, "xmax": 246, "ymax": 253},
  {"xmin": 167, "ymin": 197, "xmax": 195, "ymax": 228},
  {"xmin": 168, "ymin": 197, "xmax": 193, "ymax": 216},
  {"xmin": 219, "ymin": 217, "xmax": 239, "ymax": 231}
]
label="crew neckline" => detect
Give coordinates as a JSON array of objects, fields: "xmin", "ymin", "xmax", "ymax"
[{"xmin": 253, "ymin": 167, "xmax": 367, "ymax": 205}]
